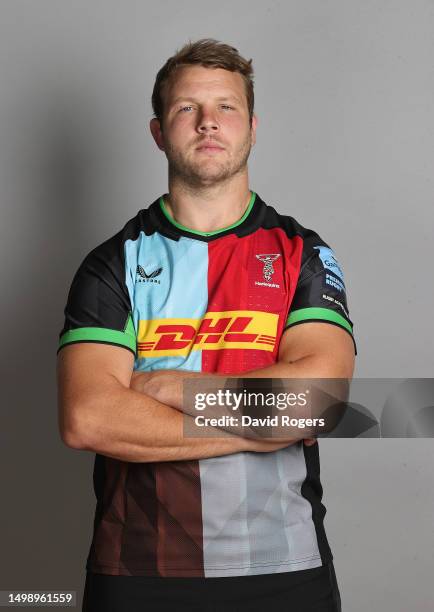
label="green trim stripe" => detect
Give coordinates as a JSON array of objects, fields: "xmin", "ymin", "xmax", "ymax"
[
  {"xmin": 286, "ymin": 307, "xmax": 353, "ymax": 335},
  {"xmin": 59, "ymin": 314, "xmax": 136, "ymax": 353},
  {"xmin": 159, "ymin": 191, "xmax": 256, "ymax": 236}
]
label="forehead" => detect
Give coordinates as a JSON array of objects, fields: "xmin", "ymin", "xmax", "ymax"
[{"xmin": 164, "ymin": 65, "xmax": 246, "ymax": 103}]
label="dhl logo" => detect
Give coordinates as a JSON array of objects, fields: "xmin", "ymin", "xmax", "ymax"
[{"xmin": 137, "ymin": 310, "xmax": 278, "ymax": 358}]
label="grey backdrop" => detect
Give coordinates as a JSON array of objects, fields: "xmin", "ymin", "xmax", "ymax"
[{"xmin": 1, "ymin": 1, "xmax": 433, "ymax": 610}]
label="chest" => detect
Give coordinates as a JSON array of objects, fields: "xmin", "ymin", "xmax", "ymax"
[{"xmin": 124, "ymin": 230, "xmax": 302, "ymax": 369}]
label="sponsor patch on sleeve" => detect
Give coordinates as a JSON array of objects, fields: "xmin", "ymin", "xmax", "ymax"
[{"xmin": 313, "ymin": 245, "xmax": 346, "ymax": 291}]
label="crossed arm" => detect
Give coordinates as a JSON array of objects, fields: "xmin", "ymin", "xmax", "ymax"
[{"xmin": 57, "ymin": 322, "xmax": 355, "ymax": 463}]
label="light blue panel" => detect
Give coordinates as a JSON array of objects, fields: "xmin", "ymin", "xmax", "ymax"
[{"xmin": 124, "ymin": 233, "xmax": 208, "ymax": 372}]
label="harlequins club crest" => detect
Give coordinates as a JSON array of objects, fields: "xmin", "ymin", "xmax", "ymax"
[
  {"xmin": 136, "ymin": 264, "xmax": 162, "ymax": 284},
  {"xmin": 255, "ymin": 254, "xmax": 280, "ymax": 281}
]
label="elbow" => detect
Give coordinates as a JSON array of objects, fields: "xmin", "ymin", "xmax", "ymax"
[
  {"xmin": 60, "ymin": 427, "xmax": 85, "ymax": 450},
  {"xmin": 58, "ymin": 402, "xmax": 95, "ymax": 450}
]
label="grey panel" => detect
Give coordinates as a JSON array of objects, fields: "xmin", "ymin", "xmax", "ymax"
[{"xmin": 199, "ymin": 444, "xmax": 321, "ymax": 577}]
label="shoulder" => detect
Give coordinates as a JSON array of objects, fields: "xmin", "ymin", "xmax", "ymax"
[
  {"xmin": 87, "ymin": 208, "xmax": 152, "ymax": 259},
  {"xmin": 77, "ymin": 204, "xmax": 158, "ymax": 274},
  {"xmin": 258, "ymin": 195, "xmax": 349, "ymax": 289},
  {"xmin": 259, "ymin": 196, "xmax": 331, "ymax": 252}
]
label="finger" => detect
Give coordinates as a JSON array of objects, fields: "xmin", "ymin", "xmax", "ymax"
[{"xmin": 303, "ymin": 438, "xmax": 317, "ymax": 446}]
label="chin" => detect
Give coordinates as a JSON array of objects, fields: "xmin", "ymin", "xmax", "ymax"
[
  {"xmin": 190, "ymin": 164, "xmax": 230, "ymax": 182},
  {"xmin": 196, "ymin": 171, "xmax": 232, "ymax": 184}
]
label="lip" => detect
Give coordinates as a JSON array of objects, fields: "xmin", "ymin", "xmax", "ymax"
[
  {"xmin": 196, "ymin": 142, "xmax": 225, "ymax": 151},
  {"xmin": 196, "ymin": 145, "xmax": 225, "ymax": 154}
]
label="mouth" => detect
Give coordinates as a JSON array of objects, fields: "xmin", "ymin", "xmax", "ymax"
[
  {"xmin": 195, "ymin": 140, "xmax": 225, "ymax": 153},
  {"xmin": 196, "ymin": 144, "xmax": 225, "ymax": 154}
]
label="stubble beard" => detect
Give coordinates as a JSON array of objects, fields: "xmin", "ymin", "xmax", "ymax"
[{"xmin": 165, "ymin": 133, "xmax": 253, "ymax": 189}]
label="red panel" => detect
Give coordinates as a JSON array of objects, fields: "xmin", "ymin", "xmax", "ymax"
[{"xmin": 202, "ymin": 229, "xmax": 303, "ymax": 374}]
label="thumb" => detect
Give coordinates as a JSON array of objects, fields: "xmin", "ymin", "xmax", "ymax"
[{"xmin": 303, "ymin": 438, "xmax": 317, "ymax": 446}]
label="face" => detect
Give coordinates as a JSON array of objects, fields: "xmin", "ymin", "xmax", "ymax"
[{"xmin": 150, "ymin": 65, "xmax": 257, "ymax": 187}]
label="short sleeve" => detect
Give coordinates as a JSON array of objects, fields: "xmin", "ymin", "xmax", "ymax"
[
  {"xmin": 57, "ymin": 234, "xmax": 136, "ymax": 356},
  {"xmin": 286, "ymin": 230, "xmax": 357, "ymax": 355}
]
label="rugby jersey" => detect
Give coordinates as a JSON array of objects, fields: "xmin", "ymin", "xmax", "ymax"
[{"xmin": 58, "ymin": 191, "xmax": 356, "ymax": 577}]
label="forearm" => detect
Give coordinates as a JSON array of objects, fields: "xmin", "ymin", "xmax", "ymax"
[
  {"xmin": 133, "ymin": 355, "xmax": 347, "ymax": 419},
  {"xmin": 130, "ymin": 356, "xmax": 350, "ymax": 442},
  {"xmin": 73, "ymin": 385, "xmax": 282, "ymax": 462},
  {"xmin": 222, "ymin": 353, "xmax": 351, "ymax": 379},
  {"xmin": 231, "ymin": 356, "xmax": 317, "ymax": 378}
]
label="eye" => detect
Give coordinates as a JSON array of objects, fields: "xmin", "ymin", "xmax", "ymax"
[
  {"xmin": 179, "ymin": 105, "xmax": 194, "ymax": 112},
  {"xmin": 221, "ymin": 105, "xmax": 234, "ymax": 110}
]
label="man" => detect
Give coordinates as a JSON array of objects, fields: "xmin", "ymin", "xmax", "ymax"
[{"xmin": 57, "ymin": 38, "xmax": 356, "ymax": 611}]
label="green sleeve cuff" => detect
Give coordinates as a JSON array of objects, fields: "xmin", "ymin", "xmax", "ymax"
[
  {"xmin": 285, "ymin": 307, "xmax": 357, "ymax": 355},
  {"xmin": 286, "ymin": 307, "xmax": 353, "ymax": 334},
  {"xmin": 58, "ymin": 314, "xmax": 136, "ymax": 355}
]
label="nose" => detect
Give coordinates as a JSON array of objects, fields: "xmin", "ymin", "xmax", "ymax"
[{"xmin": 197, "ymin": 108, "xmax": 219, "ymax": 134}]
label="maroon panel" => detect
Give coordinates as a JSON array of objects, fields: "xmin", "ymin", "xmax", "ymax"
[
  {"xmin": 155, "ymin": 460, "xmax": 205, "ymax": 577},
  {"xmin": 120, "ymin": 462, "xmax": 159, "ymax": 574},
  {"xmin": 87, "ymin": 458, "xmax": 129, "ymax": 575}
]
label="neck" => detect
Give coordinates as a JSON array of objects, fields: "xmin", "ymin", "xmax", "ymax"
[{"xmin": 163, "ymin": 171, "xmax": 252, "ymax": 233}]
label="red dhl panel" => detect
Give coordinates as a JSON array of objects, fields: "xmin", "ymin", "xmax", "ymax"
[{"xmin": 137, "ymin": 310, "xmax": 279, "ymax": 357}]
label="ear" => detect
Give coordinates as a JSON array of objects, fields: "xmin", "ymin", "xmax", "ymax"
[
  {"xmin": 250, "ymin": 113, "xmax": 258, "ymax": 146},
  {"xmin": 149, "ymin": 117, "xmax": 165, "ymax": 151}
]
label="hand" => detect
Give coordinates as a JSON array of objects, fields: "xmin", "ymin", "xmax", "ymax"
[
  {"xmin": 130, "ymin": 370, "xmax": 154, "ymax": 394},
  {"xmin": 257, "ymin": 437, "xmax": 317, "ymax": 447},
  {"xmin": 243, "ymin": 436, "xmax": 317, "ymax": 453},
  {"xmin": 303, "ymin": 438, "xmax": 317, "ymax": 446}
]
